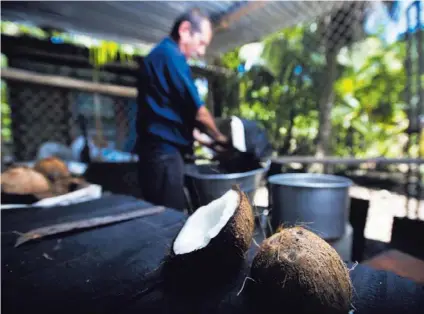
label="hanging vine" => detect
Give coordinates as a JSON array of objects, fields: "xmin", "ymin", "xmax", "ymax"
[
  {"xmin": 1, "ymin": 54, "xmax": 11, "ymax": 144},
  {"xmin": 1, "ymin": 21, "xmax": 148, "ymax": 68},
  {"xmin": 88, "ymin": 41, "xmax": 134, "ymax": 68},
  {"xmin": 86, "ymin": 40, "xmax": 139, "ymax": 150}
]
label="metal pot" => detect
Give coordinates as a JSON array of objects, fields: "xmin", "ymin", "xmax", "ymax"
[
  {"xmin": 185, "ymin": 160, "xmax": 270, "ymax": 210},
  {"xmin": 268, "ymin": 173, "xmax": 353, "ymax": 240}
]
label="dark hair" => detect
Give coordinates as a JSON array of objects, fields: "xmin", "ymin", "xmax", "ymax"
[{"xmin": 170, "ymin": 8, "xmax": 211, "ymax": 40}]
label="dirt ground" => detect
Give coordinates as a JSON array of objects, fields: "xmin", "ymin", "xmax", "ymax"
[{"xmin": 253, "ymin": 185, "xmax": 424, "ymax": 243}]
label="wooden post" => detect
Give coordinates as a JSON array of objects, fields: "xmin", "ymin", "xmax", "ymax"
[
  {"xmin": 115, "ymin": 98, "xmax": 127, "ymax": 150},
  {"xmin": 211, "ymin": 57, "xmax": 224, "ymax": 118},
  {"xmin": 206, "ymin": 77, "xmax": 215, "ymax": 116}
]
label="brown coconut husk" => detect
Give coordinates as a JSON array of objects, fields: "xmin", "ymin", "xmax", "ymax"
[
  {"xmin": 162, "ymin": 186, "xmax": 255, "ymax": 293},
  {"xmin": 248, "ymin": 226, "xmax": 353, "ymax": 314},
  {"xmin": 0, "ymin": 166, "xmax": 54, "ymax": 199},
  {"xmin": 34, "ymin": 157, "xmax": 70, "ymax": 182}
]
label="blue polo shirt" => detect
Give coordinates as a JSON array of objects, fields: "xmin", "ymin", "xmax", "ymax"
[{"xmin": 136, "ymin": 37, "xmax": 204, "ymax": 154}]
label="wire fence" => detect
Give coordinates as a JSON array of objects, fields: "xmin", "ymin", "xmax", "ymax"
[{"xmin": 2, "ymin": 79, "xmax": 137, "ymax": 163}]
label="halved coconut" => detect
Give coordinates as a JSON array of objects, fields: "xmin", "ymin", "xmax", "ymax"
[
  {"xmin": 248, "ymin": 227, "xmax": 353, "ymax": 314},
  {"xmin": 163, "ymin": 186, "xmax": 254, "ymax": 291}
]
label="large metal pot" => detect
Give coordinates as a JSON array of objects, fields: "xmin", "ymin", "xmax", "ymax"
[
  {"xmin": 185, "ymin": 161, "xmax": 270, "ymax": 210},
  {"xmin": 268, "ymin": 173, "xmax": 353, "ymax": 240}
]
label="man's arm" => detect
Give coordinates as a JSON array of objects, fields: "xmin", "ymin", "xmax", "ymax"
[
  {"xmin": 165, "ymin": 52, "xmax": 228, "ymax": 145},
  {"xmin": 195, "ymin": 106, "xmax": 228, "ymax": 144}
]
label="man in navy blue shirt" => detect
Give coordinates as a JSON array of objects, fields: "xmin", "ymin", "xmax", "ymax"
[{"xmin": 136, "ymin": 8, "xmax": 228, "ymax": 210}]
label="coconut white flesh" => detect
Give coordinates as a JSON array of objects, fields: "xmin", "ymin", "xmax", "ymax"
[
  {"xmin": 173, "ymin": 189, "xmax": 240, "ymax": 255},
  {"xmin": 231, "ymin": 116, "xmax": 247, "ymax": 153}
]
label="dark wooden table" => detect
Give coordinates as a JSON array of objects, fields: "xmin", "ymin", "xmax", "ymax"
[{"xmin": 2, "ymin": 195, "xmax": 424, "ymax": 314}]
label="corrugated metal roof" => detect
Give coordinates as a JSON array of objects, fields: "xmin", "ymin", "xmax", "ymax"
[{"xmin": 1, "ymin": 1, "xmax": 345, "ymax": 57}]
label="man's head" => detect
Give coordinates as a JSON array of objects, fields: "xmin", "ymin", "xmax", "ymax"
[{"xmin": 170, "ymin": 8, "xmax": 213, "ymax": 59}]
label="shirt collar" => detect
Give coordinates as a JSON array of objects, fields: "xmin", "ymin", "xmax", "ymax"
[{"xmin": 163, "ymin": 36, "xmax": 186, "ymax": 59}]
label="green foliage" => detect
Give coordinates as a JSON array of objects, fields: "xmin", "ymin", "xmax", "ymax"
[
  {"xmin": 89, "ymin": 41, "xmax": 132, "ymax": 68},
  {"xmin": 0, "ymin": 20, "xmax": 151, "ymax": 68},
  {"xmin": 221, "ymin": 47, "xmax": 241, "ymax": 71},
  {"xmin": 1, "ymin": 20, "xmax": 47, "ymax": 39},
  {"xmin": 221, "ymin": 21, "xmax": 413, "ymax": 159},
  {"xmin": 333, "ymin": 37, "xmax": 408, "ymax": 157},
  {"xmin": 1, "ymin": 52, "xmax": 12, "ymax": 143},
  {"xmin": 1, "ymin": 80, "xmax": 12, "ymax": 143},
  {"xmin": 222, "ymin": 24, "xmax": 326, "ymax": 155}
]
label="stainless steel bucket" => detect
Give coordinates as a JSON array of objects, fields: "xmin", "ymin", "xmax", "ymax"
[{"xmin": 268, "ymin": 173, "xmax": 353, "ymax": 240}]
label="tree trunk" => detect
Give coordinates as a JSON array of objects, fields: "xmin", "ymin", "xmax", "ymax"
[
  {"xmin": 317, "ymin": 50, "xmax": 337, "ymax": 154},
  {"xmin": 313, "ymin": 49, "xmax": 338, "ymax": 173},
  {"xmin": 313, "ymin": 2, "xmax": 366, "ymax": 173},
  {"xmin": 206, "ymin": 77, "xmax": 215, "ymax": 115},
  {"xmin": 279, "ymin": 107, "xmax": 296, "ymax": 155}
]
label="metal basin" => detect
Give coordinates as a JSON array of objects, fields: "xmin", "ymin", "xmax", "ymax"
[
  {"xmin": 268, "ymin": 173, "xmax": 353, "ymax": 240},
  {"xmin": 185, "ymin": 161, "xmax": 270, "ymax": 209}
]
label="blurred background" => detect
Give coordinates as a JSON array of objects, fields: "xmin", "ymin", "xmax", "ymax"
[{"xmin": 1, "ymin": 1, "xmax": 422, "ymax": 166}]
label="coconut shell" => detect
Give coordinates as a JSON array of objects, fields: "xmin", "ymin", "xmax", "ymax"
[
  {"xmin": 249, "ymin": 227, "xmax": 353, "ymax": 314},
  {"xmin": 0, "ymin": 166, "xmax": 52, "ymax": 198},
  {"xmin": 162, "ymin": 186, "xmax": 255, "ymax": 292},
  {"xmin": 34, "ymin": 157, "xmax": 70, "ymax": 182}
]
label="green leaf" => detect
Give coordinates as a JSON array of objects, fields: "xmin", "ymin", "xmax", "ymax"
[{"xmin": 352, "ymin": 119, "xmax": 369, "ymax": 135}]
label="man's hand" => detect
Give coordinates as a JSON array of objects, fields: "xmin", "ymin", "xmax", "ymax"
[
  {"xmin": 193, "ymin": 128, "xmax": 213, "ymax": 146},
  {"xmin": 193, "ymin": 129, "xmax": 230, "ymax": 153},
  {"xmin": 210, "ymin": 135, "xmax": 233, "ymax": 155},
  {"xmin": 215, "ymin": 134, "xmax": 230, "ymax": 147},
  {"xmin": 195, "ymin": 106, "xmax": 230, "ymax": 145}
]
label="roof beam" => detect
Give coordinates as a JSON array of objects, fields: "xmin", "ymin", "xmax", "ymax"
[
  {"xmin": 213, "ymin": 0, "xmax": 270, "ymax": 32},
  {"xmin": 1, "ymin": 35, "xmax": 235, "ymax": 77}
]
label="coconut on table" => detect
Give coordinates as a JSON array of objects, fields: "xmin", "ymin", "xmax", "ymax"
[
  {"xmin": 2, "ymin": 188, "xmax": 423, "ymax": 314},
  {"xmin": 248, "ymin": 227, "xmax": 353, "ymax": 314},
  {"xmin": 162, "ymin": 185, "xmax": 353, "ymax": 314},
  {"xmin": 163, "ymin": 186, "xmax": 255, "ymax": 292},
  {"xmin": 0, "ymin": 157, "xmax": 98, "ymax": 207}
]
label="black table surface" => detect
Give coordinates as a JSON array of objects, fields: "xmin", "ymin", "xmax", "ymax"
[{"xmin": 2, "ymin": 195, "xmax": 424, "ymax": 314}]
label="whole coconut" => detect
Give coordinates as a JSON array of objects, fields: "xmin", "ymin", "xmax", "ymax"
[
  {"xmin": 34, "ymin": 157, "xmax": 70, "ymax": 182},
  {"xmin": 163, "ymin": 186, "xmax": 254, "ymax": 292},
  {"xmin": 248, "ymin": 227, "xmax": 353, "ymax": 314}
]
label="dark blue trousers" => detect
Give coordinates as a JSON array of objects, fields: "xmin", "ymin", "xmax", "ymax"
[{"xmin": 137, "ymin": 140, "xmax": 187, "ymax": 211}]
